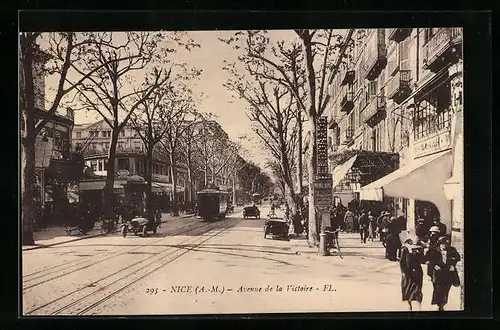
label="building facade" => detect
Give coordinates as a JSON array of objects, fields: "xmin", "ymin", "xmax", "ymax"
[
  {"xmin": 327, "ymin": 28, "xmax": 463, "ymax": 250},
  {"xmin": 72, "ymin": 120, "xmax": 188, "ymax": 201}
]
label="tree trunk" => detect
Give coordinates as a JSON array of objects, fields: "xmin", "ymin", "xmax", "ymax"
[
  {"xmin": 104, "ymin": 130, "xmax": 119, "ymax": 216},
  {"xmin": 145, "ymin": 146, "xmax": 154, "ymax": 221},
  {"xmin": 204, "ymin": 161, "xmax": 208, "ymax": 187},
  {"xmin": 232, "ymin": 174, "xmax": 237, "ymax": 204},
  {"xmin": 307, "ymin": 119, "xmax": 319, "ymax": 246},
  {"xmin": 21, "ymin": 137, "xmax": 36, "ymax": 245},
  {"xmin": 297, "ymin": 112, "xmax": 303, "ymax": 196},
  {"xmin": 169, "ymin": 154, "xmax": 179, "ymax": 216},
  {"xmin": 21, "ymin": 46, "xmax": 37, "ymax": 245}
]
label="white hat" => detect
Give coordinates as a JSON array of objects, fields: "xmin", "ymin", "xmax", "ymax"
[{"xmin": 429, "ymin": 226, "xmax": 440, "ymax": 233}]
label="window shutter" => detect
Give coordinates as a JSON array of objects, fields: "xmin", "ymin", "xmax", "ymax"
[{"xmin": 400, "ymin": 38, "xmax": 410, "ymax": 71}]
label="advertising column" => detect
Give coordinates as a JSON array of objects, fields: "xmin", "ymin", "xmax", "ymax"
[{"xmin": 315, "ymin": 117, "xmax": 333, "ymax": 256}]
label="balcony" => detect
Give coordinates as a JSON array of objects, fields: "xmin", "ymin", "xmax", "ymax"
[
  {"xmin": 387, "ymin": 70, "xmax": 412, "ymax": 104},
  {"xmin": 340, "ymin": 88, "xmax": 355, "ymax": 113},
  {"xmin": 388, "ymin": 28, "xmax": 412, "ymax": 42},
  {"xmin": 340, "ymin": 67, "xmax": 355, "ymax": 86},
  {"xmin": 342, "ymin": 127, "xmax": 354, "ymax": 145},
  {"xmin": 423, "ymin": 28, "xmax": 462, "ymax": 73},
  {"xmin": 364, "ymin": 29, "xmax": 387, "ymax": 81},
  {"xmin": 362, "ymin": 94, "xmax": 386, "ymax": 128}
]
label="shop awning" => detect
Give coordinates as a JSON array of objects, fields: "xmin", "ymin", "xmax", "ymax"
[
  {"xmin": 359, "ymin": 150, "xmax": 452, "ymax": 203},
  {"xmin": 79, "ymin": 181, "xmax": 125, "ymax": 191},
  {"xmin": 332, "ymin": 155, "xmax": 358, "ymax": 189}
]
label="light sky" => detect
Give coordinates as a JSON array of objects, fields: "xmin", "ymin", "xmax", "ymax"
[{"xmin": 44, "ymin": 30, "xmax": 300, "ymax": 170}]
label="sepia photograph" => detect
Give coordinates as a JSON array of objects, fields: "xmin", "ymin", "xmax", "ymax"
[{"xmin": 20, "ymin": 26, "xmax": 465, "ymax": 316}]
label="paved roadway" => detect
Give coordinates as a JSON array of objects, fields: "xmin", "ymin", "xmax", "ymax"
[{"xmin": 21, "ymin": 204, "xmax": 461, "ymax": 315}]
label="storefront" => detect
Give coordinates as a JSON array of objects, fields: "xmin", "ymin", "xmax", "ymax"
[{"xmin": 329, "ymin": 150, "xmax": 399, "ymax": 212}]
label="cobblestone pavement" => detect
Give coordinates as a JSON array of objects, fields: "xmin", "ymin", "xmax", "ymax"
[{"xmin": 21, "ymin": 204, "xmax": 461, "ymax": 316}]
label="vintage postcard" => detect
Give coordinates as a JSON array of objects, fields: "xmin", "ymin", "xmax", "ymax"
[{"xmin": 20, "ymin": 27, "xmax": 464, "ymax": 315}]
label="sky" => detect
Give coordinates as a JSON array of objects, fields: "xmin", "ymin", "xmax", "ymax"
[{"xmin": 43, "ymin": 30, "xmax": 299, "ymax": 171}]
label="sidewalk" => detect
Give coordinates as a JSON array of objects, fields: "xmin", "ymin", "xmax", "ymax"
[
  {"xmin": 22, "ymin": 212, "xmax": 194, "ymax": 251},
  {"xmin": 287, "ymin": 231, "xmax": 462, "ymax": 311}
]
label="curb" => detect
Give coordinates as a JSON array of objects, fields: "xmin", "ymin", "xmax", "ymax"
[
  {"xmin": 22, "ymin": 230, "xmax": 110, "ymax": 251},
  {"xmin": 22, "ymin": 214, "xmax": 197, "ymax": 252}
]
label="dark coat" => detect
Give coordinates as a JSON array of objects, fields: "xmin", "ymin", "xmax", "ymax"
[
  {"xmin": 400, "ymin": 247, "xmax": 425, "ymax": 302},
  {"xmin": 358, "ymin": 214, "xmax": 370, "ymax": 228},
  {"xmin": 425, "ymin": 246, "xmax": 461, "ymax": 285},
  {"xmin": 425, "ymin": 246, "xmax": 461, "ymax": 305}
]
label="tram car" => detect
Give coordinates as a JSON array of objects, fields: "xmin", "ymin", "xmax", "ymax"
[{"xmin": 196, "ymin": 188, "xmax": 229, "ymax": 221}]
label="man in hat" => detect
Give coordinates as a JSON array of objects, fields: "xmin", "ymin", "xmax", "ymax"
[
  {"xmin": 428, "ymin": 226, "xmax": 441, "ymax": 250},
  {"xmin": 358, "ymin": 210, "xmax": 370, "ymax": 243},
  {"xmin": 385, "ymin": 216, "xmax": 402, "ymax": 261},
  {"xmin": 431, "ymin": 218, "xmax": 448, "ymax": 236},
  {"xmin": 377, "ymin": 211, "xmax": 389, "ymax": 242}
]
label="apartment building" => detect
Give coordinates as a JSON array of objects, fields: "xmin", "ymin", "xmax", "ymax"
[
  {"xmin": 328, "ymin": 28, "xmax": 463, "ymax": 252},
  {"xmin": 72, "ymin": 119, "xmax": 188, "ymax": 202}
]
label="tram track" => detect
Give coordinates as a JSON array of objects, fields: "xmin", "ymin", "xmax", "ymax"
[
  {"xmin": 22, "ymin": 220, "xmax": 211, "ymax": 289},
  {"xmin": 23, "ymin": 219, "xmax": 239, "ymax": 316}
]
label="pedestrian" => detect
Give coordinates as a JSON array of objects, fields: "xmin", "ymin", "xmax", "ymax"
[
  {"xmin": 425, "ymin": 236, "xmax": 461, "ymax": 311},
  {"xmin": 358, "ymin": 210, "xmax": 370, "ymax": 243},
  {"xmin": 415, "ymin": 218, "xmax": 428, "ymax": 244},
  {"xmin": 368, "ymin": 211, "xmax": 377, "ymax": 241},
  {"xmin": 400, "ymin": 239, "xmax": 425, "ymax": 312},
  {"xmin": 377, "ymin": 211, "xmax": 388, "ymax": 241},
  {"xmin": 344, "ymin": 209, "xmax": 356, "ymax": 233},
  {"xmin": 385, "ymin": 216, "xmax": 402, "ymax": 261},
  {"xmin": 427, "ymin": 226, "xmax": 441, "ymax": 250},
  {"xmin": 431, "ymin": 218, "xmax": 448, "ymax": 236}
]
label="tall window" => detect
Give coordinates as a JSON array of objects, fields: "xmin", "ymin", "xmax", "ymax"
[
  {"xmin": 120, "ymin": 130, "xmax": 125, "ymax": 137},
  {"xmin": 76, "ymin": 131, "xmax": 82, "ymax": 138},
  {"xmin": 413, "ymin": 82, "xmax": 452, "ymax": 140},
  {"xmin": 98, "ymin": 159, "xmax": 103, "ymax": 172},
  {"xmin": 399, "ymin": 38, "xmax": 410, "ymax": 70},
  {"xmin": 90, "ymin": 160, "xmax": 97, "ymax": 171}
]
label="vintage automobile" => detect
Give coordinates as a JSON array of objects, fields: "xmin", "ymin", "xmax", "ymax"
[
  {"xmin": 243, "ymin": 205, "xmax": 260, "ymax": 219},
  {"xmin": 120, "ymin": 175, "xmax": 160, "ymax": 237},
  {"xmin": 264, "ymin": 218, "xmax": 289, "ymax": 240}
]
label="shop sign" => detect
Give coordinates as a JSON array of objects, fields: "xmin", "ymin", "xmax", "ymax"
[
  {"xmin": 414, "ymin": 129, "xmax": 451, "ymax": 158},
  {"xmin": 117, "ymin": 169, "xmax": 130, "ymax": 178},
  {"xmin": 314, "ymin": 177, "xmax": 333, "ymax": 210},
  {"xmin": 152, "ymin": 173, "xmax": 170, "ymax": 183}
]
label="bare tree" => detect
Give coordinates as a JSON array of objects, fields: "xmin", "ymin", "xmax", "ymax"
[
  {"xmin": 224, "ymin": 67, "xmax": 298, "ymax": 217},
  {"xmin": 157, "ymin": 84, "xmax": 200, "ymax": 216},
  {"xmin": 19, "ymin": 32, "xmax": 146, "ymax": 245},
  {"xmin": 220, "ymin": 29, "xmax": 349, "ymax": 246},
  {"xmin": 129, "ymin": 85, "xmax": 173, "ymax": 222},
  {"xmin": 71, "ymin": 32, "xmax": 190, "ymax": 216}
]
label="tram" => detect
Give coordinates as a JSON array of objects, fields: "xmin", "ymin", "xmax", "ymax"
[{"xmin": 196, "ymin": 188, "xmax": 229, "ymax": 221}]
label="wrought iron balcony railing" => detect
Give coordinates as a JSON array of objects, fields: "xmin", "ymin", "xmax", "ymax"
[
  {"xmin": 340, "ymin": 88, "xmax": 355, "ymax": 113},
  {"xmin": 362, "ymin": 93, "xmax": 387, "ymax": 128},
  {"xmin": 423, "ymin": 28, "xmax": 462, "ymax": 73},
  {"xmin": 342, "ymin": 127, "xmax": 354, "ymax": 145},
  {"xmin": 387, "ymin": 70, "xmax": 412, "ymax": 104},
  {"xmin": 340, "ymin": 65, "xmax": 356, "ymax": 86}
]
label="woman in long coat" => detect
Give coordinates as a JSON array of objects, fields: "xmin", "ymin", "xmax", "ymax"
[
  {"xmin": 385, "ymin": 216, "xmax": 402, "ymax": 261},
  {"xmin": 400, "ymin": 239, "xmax": 425, "ymax": 311},
  {"xmin": 425, "ymin": 236, "xmax": 461, "ymax": 311}
]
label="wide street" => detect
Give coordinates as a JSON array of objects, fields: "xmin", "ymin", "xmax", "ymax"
[{"xmin": 22, "ymin": 203, "xmax": 461, "ymax": 316}]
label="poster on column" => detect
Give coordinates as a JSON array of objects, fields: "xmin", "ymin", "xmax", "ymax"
[{"xmin": 17, "ymin": 11, "xmax": 487, "ymax": 319}]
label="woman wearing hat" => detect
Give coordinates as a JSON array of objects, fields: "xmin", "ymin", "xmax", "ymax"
[
  {"xmin": 424, "ymin": 236, "xmax": 461, "ymax": 311},
  {"xmin": 400, "ymin": 239, "xmax": 425, "ymax": 311}
]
